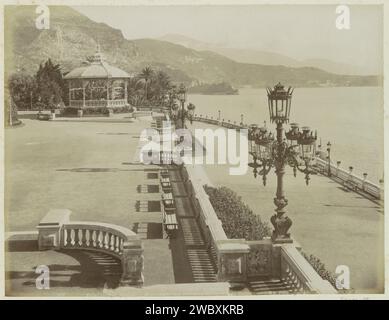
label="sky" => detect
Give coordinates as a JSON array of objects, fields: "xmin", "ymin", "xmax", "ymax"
[{"xmin": 73, "ymin": 5, "xmax": 383, "ymax": 74}]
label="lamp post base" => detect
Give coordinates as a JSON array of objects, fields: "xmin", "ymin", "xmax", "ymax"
[
  {"xmin": 271, "ymin": 233, "xmax": 293, "ymax": 244},
  {"xmin": 270, "ymin": 212, "xmax": 293, "ymax": 244}
]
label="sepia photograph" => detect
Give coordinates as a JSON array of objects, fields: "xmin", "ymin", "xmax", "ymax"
[{"xmin": 1, "ymin": 0, "xmax": 386, "ymax": 299}]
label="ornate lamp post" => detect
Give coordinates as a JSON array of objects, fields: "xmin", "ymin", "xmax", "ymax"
[
  {"xmin": 327, "ymin": 141, "xmax": 332, "ymax": 177},
  {"xmin": 177, "ymin": 83, "xmax": 186, "ymax": 128},
  {"xmin": 170, "ymin": 103, "xmax": 179, "ymax": 123},
  {"xmin": 171, "ymin": 83, "xmax": 195, "ymax": 128},
  {"xmin": 187, "ymin": 103, "xmax": 196, "ymax": 124},
  {"xmin": 248, "ymin": 82, "xmax": 317, "ymax": 243}
]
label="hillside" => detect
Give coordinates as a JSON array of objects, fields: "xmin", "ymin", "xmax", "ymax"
[
  {"xmin": 4, "ymin": 5, "xmax": 380, "ymax": 88},
  {"xmin": 159, "ymin": 33, "xmax": 378, "ymax": 76}
]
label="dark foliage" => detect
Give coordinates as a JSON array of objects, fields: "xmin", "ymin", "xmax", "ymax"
[{"xmin": 204, "ymin": 185, "xmax": 271, "ymax": 240}]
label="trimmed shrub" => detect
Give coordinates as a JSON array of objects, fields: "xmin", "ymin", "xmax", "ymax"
[
  {"xmin": 204, "ymin": 185, "xmax": 271, "ymax": 240},
  {"xmin": 83, "ymin": 107, "xmax": 109, "ymax": 115},
  {"xmin": 112, "ymin": 106, "xmax": 134, "ymax": 113},
  {"xmin": 61, "ymin": 107, "xmax": 78, "ymax": 116},
  {"xmin": 300, "ymin": 250, "xmax": 353, "ymax": 293}
]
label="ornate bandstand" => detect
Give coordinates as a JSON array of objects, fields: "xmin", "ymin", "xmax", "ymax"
[{"xmin": 64, "ymin": 47, "xmax": 131, "ymax": 109}]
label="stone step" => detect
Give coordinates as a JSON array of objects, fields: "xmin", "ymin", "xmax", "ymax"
[
  {"xmin": 248, "ymin": 279, "xmax": 293, "ymax": 294},
  {"xmin": 186, "ymin": 248, "xmax": 217, "ymax": 283},
  {"xmin": 180, "ymin": 218, "xmax": 204, "ymax": 246}
]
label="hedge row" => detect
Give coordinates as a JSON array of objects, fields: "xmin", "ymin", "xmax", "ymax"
[
  {"xmin": 61, "ymin": 106, "xmax": 134, "ymax": 116},
  {"xmin": 204, "ymin": 185, "xmax": 271, "ymax": 240}
]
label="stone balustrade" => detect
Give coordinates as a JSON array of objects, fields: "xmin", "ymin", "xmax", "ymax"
[
  {"xmin": 69, "ymin": 99, "xmax": 128, "ymax": 108},
  {"xmin": 314, "ymin": 157, "xmax": 383, "ymax": 200},
  {"xmin": 37, "ymin": 209, "xmax": 144, "ymax": 286},
  {"xmin": 193, "ymin": 114, "xmax": 247, "ymax": 130},
  {"xmin": 280, "ymin": 244, "xmax": 337, "ymax": 294}
]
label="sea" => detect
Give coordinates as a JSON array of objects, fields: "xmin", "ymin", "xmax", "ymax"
[{"xmin": 189, "ymin": 86, "xmax": 384, "ymax": 183}]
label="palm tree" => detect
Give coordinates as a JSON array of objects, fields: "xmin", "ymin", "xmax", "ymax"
[
  {"xmin": 139, "ymin": 66, "xmax": 154, "ymax": 101},
  {"xmin": 127, "ymin": 77, "xmax": 145, "ymax": 106},
  {"xmin": 154, "ymin": 71, "xmax": 171, "ymax": 105}
]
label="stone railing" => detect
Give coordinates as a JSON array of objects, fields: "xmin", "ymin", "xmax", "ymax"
[
  {"xmin": 62, "ymin": 221, "xmax": 133, "ymax": 258},
  {"xmin": 314, "ymin": 157, "xmax": 383, "ymax": 200},
  {"xmin": 107, "ymin": 99, "xmax": 128, "ymax": 107},
  {"xmin": 193, "ymin": 114, "xmax": 247, "ymax": 130},
  {"xmin": 36, "ymin": 209, "xmax": 143, "ymax": 286},
  {"xmin": 69, "ymin": 100, "xmax": 84, "ymax": 108},
  {"xmin": 280, "ymin": 244, "xmax": 337, "ymax": 294},
  {"xmin": 69, "ymin": 100, "xmax": 128, "ymax": 108}
]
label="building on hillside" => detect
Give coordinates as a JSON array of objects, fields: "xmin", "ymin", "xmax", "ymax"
[{"xmin": 64, "ymin": 46, "xmax": 131, "ymax": 109}]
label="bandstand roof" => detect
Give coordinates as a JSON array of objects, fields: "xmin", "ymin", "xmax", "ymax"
[{"xmin": 64, "ymin": 47, "xmax": 131, "ymax": 80}]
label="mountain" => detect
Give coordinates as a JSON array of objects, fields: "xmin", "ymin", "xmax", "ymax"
[
  {"xmin": 159, "ymin": 34, "xmax": 378, "ymax": 76},
  {"xmin": 4, "ymin": 6, "xmax": 380, "ymax": 88}
]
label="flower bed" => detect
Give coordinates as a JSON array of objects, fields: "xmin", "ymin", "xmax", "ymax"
[{"xmin": 204, "ymin": 185, "xmax": 270, "ymax": 240}]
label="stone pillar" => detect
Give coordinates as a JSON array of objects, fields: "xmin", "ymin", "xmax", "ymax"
[
  {"xmin": 68, "ymin": 80, "xmax": 72, "ymax": 107},
  {"xmin": 271, "ymin": 243, "xmax": 282, "ymax": 279},
  {"xmin": 217, "ymin": 241, "xmax": 250, "ymax": 283},
  {"xmin": 120, "ymin": 238, "xmax": 144, "ymax": 287},
  {"xmin": 36, "ymin": 209, "xmax": 72, "ymax": 250},
  {"xmin": 271, "ymin": 240, "xmax": 301, "ymax": 279}
]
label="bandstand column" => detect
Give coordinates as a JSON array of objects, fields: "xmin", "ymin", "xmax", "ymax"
[
  {"xmin": 106, "ymin": 80, "xmax": 110, "ymax": 108},
  {"xmin": 82, "ymin": 80, "xmax": 86, "ymax": 108},
  {"xmin": 124, "ymin": 79, "xmax": 128, "ymax": 104},
  {"xmin": 68, "ymin": 80, "xmax": 71, "ymax": 107}
]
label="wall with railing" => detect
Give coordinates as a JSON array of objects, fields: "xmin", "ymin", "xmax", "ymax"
[
  {"xmin": 62, "ymin": 221, "xmax": 133, "ymax": 259},
  {"xmin": 193, "ymin": 114, "xmax": 247, "ymax": 130},
  {"xmin": 36, "ymin": 209, "xmax": 144, "ymax": 286},
  {"xmin": 280, "ymin": 245, "xmax": 336, "ymax": 294},
  {"xmin": 69, "ymin": 99, "xmax": 128, "ymax": 108},
  {"xmin": 314, "ymin": 157, "xmax": 383, "ymax": 200}
]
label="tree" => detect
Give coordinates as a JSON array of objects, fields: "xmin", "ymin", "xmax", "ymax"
[
  {"xmin": 35, "ymin": 59, "xmax": 66, "ymax": 109},
  {"xmin": 139, "ymin": 66, "xmax": 154, "ymax": 101},
  {"xmin": 8, "ymin": 73, "xmax": 37, "ymax": 110},
  {"xmin": 153, "ymin": 70, "xmax": 171, "ymax": 105},
  {"xmin": 127, "ymin": 68, "xmax": 174, "ymax": 107}
]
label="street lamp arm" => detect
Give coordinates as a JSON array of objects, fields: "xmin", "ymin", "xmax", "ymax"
[
  {"xmin": 258, "ymin": 160, "xmax": 274, "ymax": 186},
  {"xmin": 291, "ymin": 157, "xmax": 317, "ymax": 185}
]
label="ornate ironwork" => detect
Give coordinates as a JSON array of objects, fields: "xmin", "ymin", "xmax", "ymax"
[
  {"xmin": 249, "ymin": 83, "xmax": 317, "ymax": 243},
  {"xmin": 168, "ymin": 84, "xmax": 195, "ymax": 128}
]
